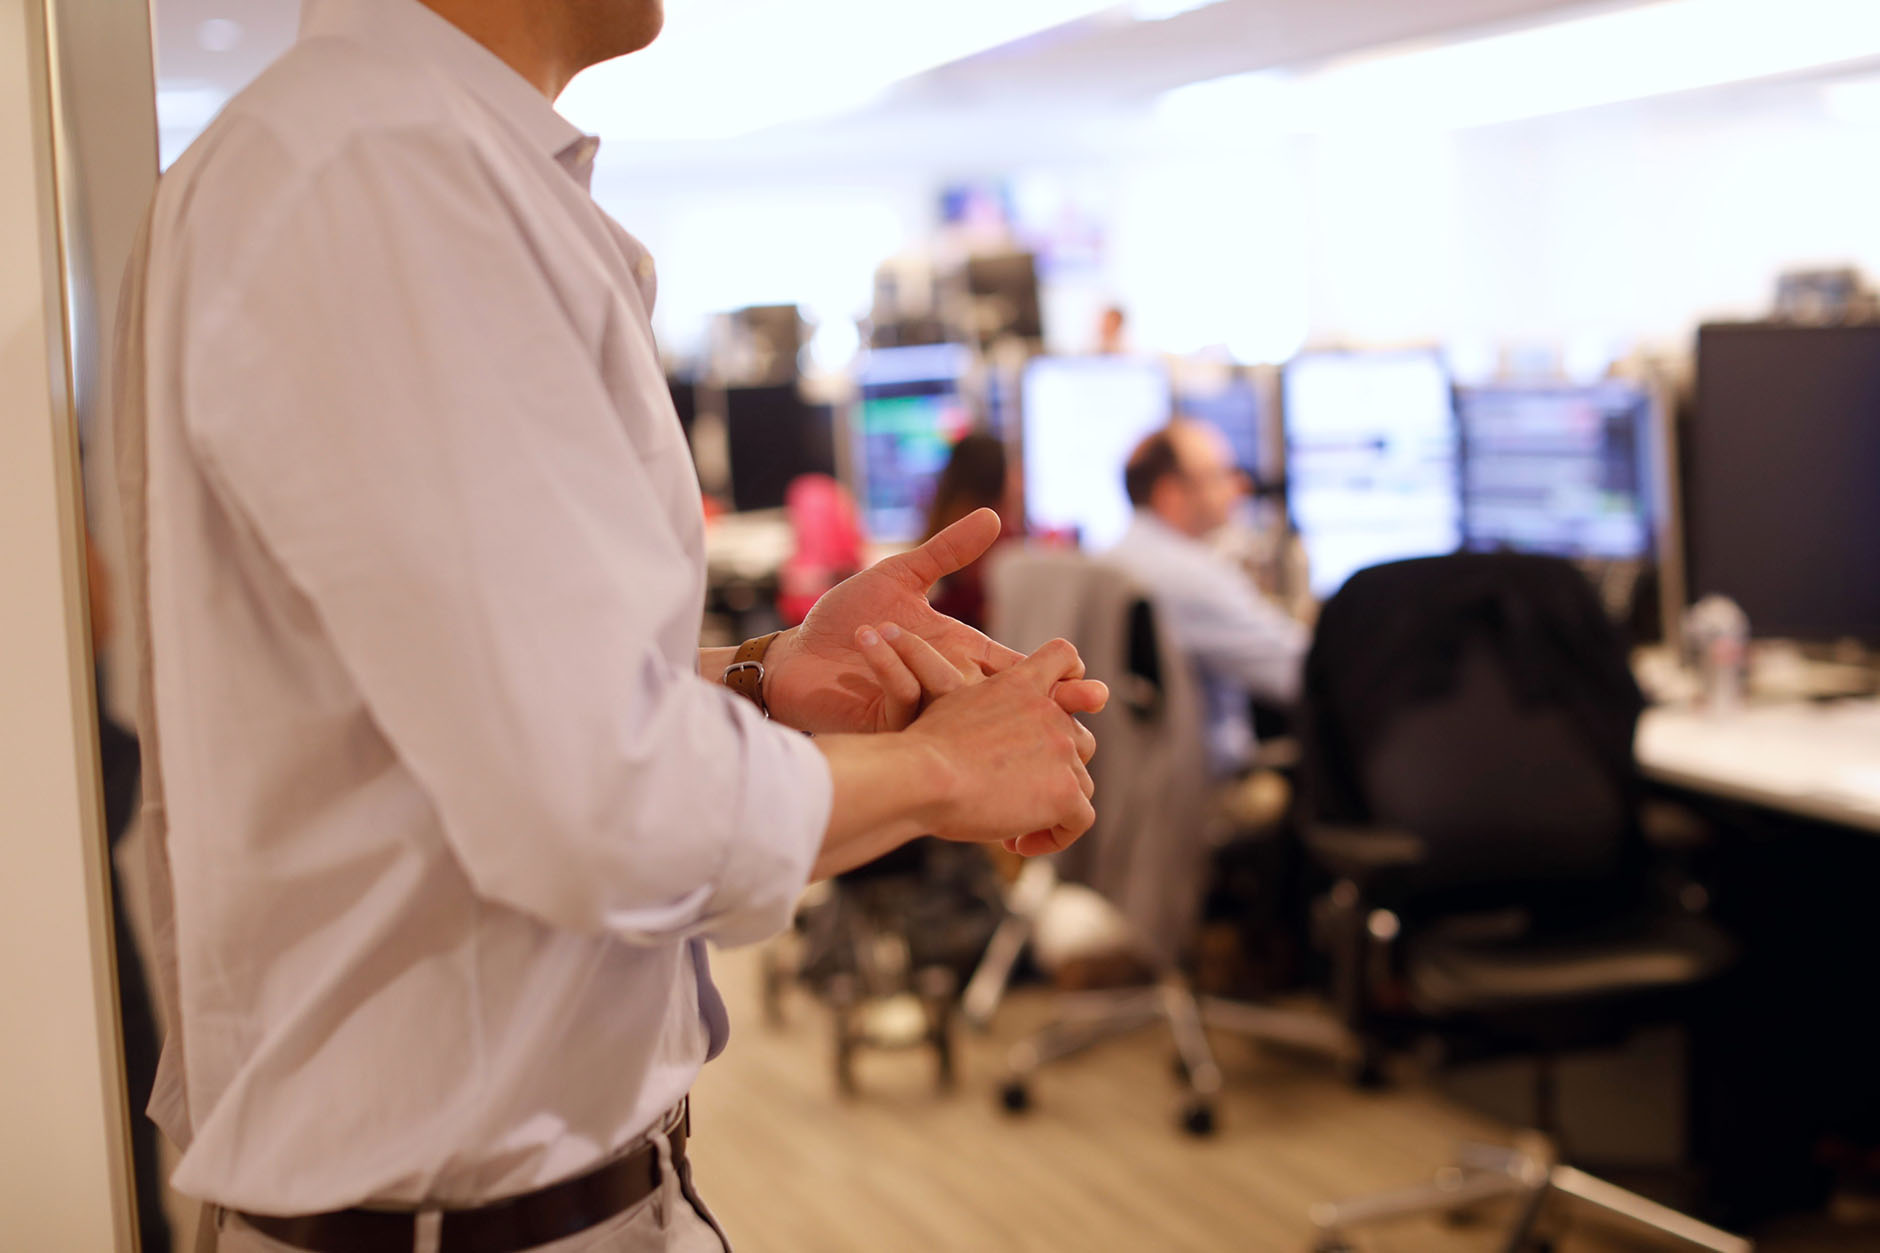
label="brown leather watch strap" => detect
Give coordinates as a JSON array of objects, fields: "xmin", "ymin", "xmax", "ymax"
[{"xmin": 723, "ymin": 631, "xmax": 781, "ymax": 717}]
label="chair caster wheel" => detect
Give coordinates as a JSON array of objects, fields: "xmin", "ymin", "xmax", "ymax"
[
  {"xmin": 1180, "ymin": 1100, "xmax": 1217, "ymax": 1137},
  {"xmin": 999, "ymin": 1080, "xmax": 1032, "ymax": 1114}
]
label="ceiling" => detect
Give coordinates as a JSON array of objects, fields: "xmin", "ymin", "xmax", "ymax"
[{"xmin": 152, "ymin": 0, "xmax": 1601, "ymax": 129}]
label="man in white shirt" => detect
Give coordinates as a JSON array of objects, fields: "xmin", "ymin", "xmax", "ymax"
[
  {"xmin": 112, "ymin": 1, "xmax": 1106, "ymax": 1249},
  {"xmin": 1109, "ymin": 421, "xmax": 1310, "ymax": 779}
]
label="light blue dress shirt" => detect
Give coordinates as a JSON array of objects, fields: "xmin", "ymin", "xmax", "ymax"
[{"xmin": 1109, "ymin": 512, "xmax": 1310, "ymax": 776}]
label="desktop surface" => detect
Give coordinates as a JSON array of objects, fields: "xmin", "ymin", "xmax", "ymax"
[
  {"xmin": 1459, "ymin": 383, "xmax": 1654, "ymax": 560},
  {"xmin": 1284, "ymin": 349, "xmax": 1460, "ymax": 597},
  {"xmin": 1637, "ymin": 699, "xmax": 1880, "ymax": 835}
]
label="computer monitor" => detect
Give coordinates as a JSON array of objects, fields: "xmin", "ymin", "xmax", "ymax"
[
  {"xmin": 852, "ymin": 345, "xmax": 976, "ymax": 543},
  {"xmin": 1283, "ymin": 349, "xmax": 1460, "ymax": 598},
  {"xmin": 724, "ymin": 384, "xmax": 837, "ymax": 513},
  {"xmin": 963, "ymin": 251, "xmax": 1044, "ymax": 345},
  {"xmin": 1022, "ymin": 355, "xmax": 1173, "ymax": 551},
  {"xmin": 1688, "ymin": 323, "xmax": 1880, "ymax": 644},
  {"xmin": 1174, "ymin": 365, "xmax": 1272, "ymax": 483},
  {"xmin": 1458, "ymin": 383, "xmax": 1656, "ymax": 560}
]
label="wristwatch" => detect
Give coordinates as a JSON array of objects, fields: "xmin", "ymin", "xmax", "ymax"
[{"xmin": 722, "ymin": 631, "xmax": 781, "ymax": 718}]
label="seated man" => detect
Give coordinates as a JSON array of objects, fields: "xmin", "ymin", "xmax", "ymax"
[{"xmin": 1110, "ymin": 421, "xmax": 1310, "ymax": 784}]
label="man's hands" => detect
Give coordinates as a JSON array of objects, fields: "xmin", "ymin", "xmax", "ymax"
[
  {"xmin": 902, "ymin": 638, "xmax": 1102, "ymax": 857},
  {"xmin": 761, "ymin": 508, "xmax": 1105, "ymax": 733},
  {"xmin": 809, "ymin": 635, "xmax": 1106, "ymax": 879},
  {"xmin": 751, "ymin": 507, "xmax": 1109, "ymax": 866}
]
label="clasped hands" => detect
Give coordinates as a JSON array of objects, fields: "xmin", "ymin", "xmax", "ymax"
[{"xmin": 759, "ymin": 508, "xmax": 1106, "ymax": 857}]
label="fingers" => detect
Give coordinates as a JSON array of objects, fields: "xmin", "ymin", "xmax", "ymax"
[
  {"xmin": 880, "ymin": 624, "xmax": 971, "ymax": 699},
  {"xmin": 1012, "ymin": 638, "xmax": 1087, "ymax": 694},
  {"xmin": 1053, "ymin": 679, "xmax": 1109, "ymax": 718},
  {"xmin": 1069, "ymin": 718, "xmax": 1096, "ymax": 766},
  {"xmin": 855, "ymin": 625, "xmax": 923, "ymax": 729},
  {"xmin": 880, "ymin": 507, "xmax": 1001, "ymax": 592},
  {"xmin": 980, "ymin": 640, "xmax": 1025, "ymax": 673},
  {"xmin": 1073, "ymin": 755, "xmax": 1094, "ymax": 799}
]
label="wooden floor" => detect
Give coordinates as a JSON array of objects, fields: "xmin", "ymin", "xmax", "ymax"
[{"xmin": 689, "ymin": 947, "xmax": 1667, "ymax": 1253}]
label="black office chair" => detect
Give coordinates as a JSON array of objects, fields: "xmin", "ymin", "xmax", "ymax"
[{"xmin": 1296, "ymin": 553, "xmax": 1751, "ymax": 1253}]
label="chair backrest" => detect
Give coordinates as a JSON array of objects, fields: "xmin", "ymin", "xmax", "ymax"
[
  {"xmin": 987, "ymin": 546, "xmax": 1214, "ymax": 966},
  {"xmin": 1301, "ymin": 552, "xmax": 1646, "ymax": 917}
]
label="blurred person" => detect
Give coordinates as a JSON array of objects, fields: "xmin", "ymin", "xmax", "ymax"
[
  {"xmin": 1096, "ymin": 304, "xmax": 1129, "ymax": 355},
  {"xmin": 922, "ymin": 433, "xmax": 1015, "ymax": 632},
  {"xmin": 1112, "ymin": 421, "xmax": 1310, "ymax": 780},
  {"xmin": 85, "ymin": 532, "xmax": 171, "ymax": 1253},
  {"xmin": 109, "ymin": 2, "xmax": 1107, "ymax": 1251}
]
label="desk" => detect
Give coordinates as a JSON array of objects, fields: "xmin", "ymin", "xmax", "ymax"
[{"xmin": 1637, "ymin": 701, "xmax": 1880, "ymax": 835}]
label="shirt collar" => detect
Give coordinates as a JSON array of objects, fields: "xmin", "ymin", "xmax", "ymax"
[
  {"xmin": 299, "ymin": 0, "xmax": 599, "ymax": 185},
  {"xmin": 1127, "ymin": 509, "xmax": 1191, "ymax": 547}
]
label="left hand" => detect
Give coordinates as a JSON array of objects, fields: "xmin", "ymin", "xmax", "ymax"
[{"xmin": 763, "ymin": 508, "xmax": 1107, "ymax": 734}]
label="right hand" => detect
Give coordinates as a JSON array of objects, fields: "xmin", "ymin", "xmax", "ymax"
[{"xmin": 902, "ymin": 638, "xmax": 1100, "ymax": 853}]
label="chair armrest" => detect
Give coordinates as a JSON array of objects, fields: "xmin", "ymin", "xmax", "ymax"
[{"xmin": 1304, "ymin": 825, "xmax": 1428, "ymax": 885}]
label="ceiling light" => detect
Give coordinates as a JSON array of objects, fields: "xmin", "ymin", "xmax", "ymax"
[
  {"xmin": 1160, "ymin": 0, "xmax": 1880, "ymax": 137},
  {"xmin": 155, "ymin": 82, "xmax": 229, "ymax": 132}
]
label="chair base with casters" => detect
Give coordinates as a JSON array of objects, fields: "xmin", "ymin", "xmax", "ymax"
[
  {"xmin": 995, "ymin": 970, "xmax": 1358, "ymax": 1138},
  {"xmin": 1308, "ymin": 832, "xmax": 1752, "ymax": 1251},
  {"xmin": 1310, "ymin": 1135, "xmax": 1753, "ymax": 1253},
  {"xmin": 765, "ymin": 843, "xmax": 1001, "ymax": 1096}
]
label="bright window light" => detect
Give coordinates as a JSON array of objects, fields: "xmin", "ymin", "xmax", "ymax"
[
  {"xmin": 561, "ymin": 0, "xmax": 1120, "ymax": 142},
  {"xmin": 1160, "ymin": 0, "xmax": 1880, "ymax": 137}
]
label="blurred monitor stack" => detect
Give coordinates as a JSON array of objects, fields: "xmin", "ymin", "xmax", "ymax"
[
  {"xmin": 850, "ymin": 344, "xmax": 977, "ymax": 543},
  {"xmin": 1458, "ymin": 382, "xmax": 1657, "ymax": 562},
  {"xmin": 1282, "ymin": 349, "xmax": 1461, "ymax": 598},
  {"xmin": 1021, "ymin": 355, "xmax": 1173, "ymax": 551}
]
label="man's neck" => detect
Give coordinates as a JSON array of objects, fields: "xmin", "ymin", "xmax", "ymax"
[{"xmin": 417, "ymin": 0, "xmax": 571, "ymax": 98}]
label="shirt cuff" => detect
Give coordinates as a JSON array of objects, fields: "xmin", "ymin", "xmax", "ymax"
[{"xmin": 704, "ymin": 699, "xmax": 831, "ymax": 949}]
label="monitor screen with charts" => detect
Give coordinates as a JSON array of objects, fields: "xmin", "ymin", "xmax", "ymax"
[
  {"xmin": 852, "ymin": 345, "xmax": 976, "ymax": 543},
  {"xmin": 1458, "ymin": 383, "xmax": 1656, "ymax": 561},
  {"xmin": 1022, "ymin": 356, "xmax": 1174, "ymax": 551},
  {"xmin": 1283, "ymin": 350, "xmax": 1460, "ymax": 598}
]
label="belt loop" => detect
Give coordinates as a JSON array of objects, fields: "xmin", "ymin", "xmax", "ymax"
[
  {"xmin": 414, "ymin": 1208, "xmax": 443, "ymax": 1253},
  {"xmin": 652, "ymin": 1126, "xmax": 679, "ymax": 1230}
]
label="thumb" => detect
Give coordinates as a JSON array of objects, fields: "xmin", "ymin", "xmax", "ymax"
[{"xmin": 879, "ymin": 507, "xmax": 1001, "ymax": 592}]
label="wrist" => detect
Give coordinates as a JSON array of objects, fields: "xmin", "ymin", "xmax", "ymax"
[
  {"xmin": 898, "ymin": 727, "xmax": 961, "ymax": 834},
  {"xmin": 758, "ymin": 627, "xmax": 798, "ymax": 710}
]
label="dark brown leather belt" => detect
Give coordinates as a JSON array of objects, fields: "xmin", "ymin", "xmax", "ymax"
[{"xmin": 232, "ymin": 1101, "xmax": 688, "ymax": 1253}]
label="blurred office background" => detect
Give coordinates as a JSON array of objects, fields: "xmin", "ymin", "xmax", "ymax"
[{"xmin": 123, "ymin": 1, "xmax": 1880, "ymax": 1251}]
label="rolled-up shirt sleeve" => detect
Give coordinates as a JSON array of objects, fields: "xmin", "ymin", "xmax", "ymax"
[{"xmin": 181, "ymin": 122, "xmax": 829, "ymax": 949}]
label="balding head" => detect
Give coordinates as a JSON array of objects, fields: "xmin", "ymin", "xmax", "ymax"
[{"xmin": 1123, "ymin": 419, "xmax": 1245, "ymax": 539}]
